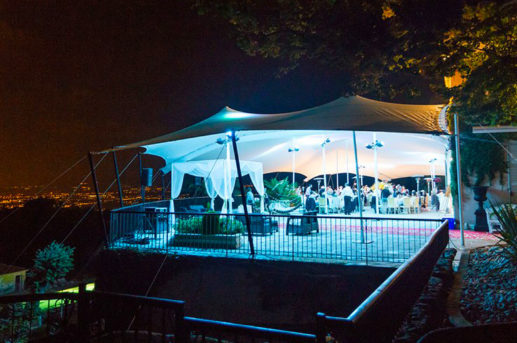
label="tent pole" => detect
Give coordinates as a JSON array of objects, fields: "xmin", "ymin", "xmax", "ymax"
[
  {"xmin": 454, "ymin": 113, "xmax": 465, "ymax": 247},
  {"xmin": 373, "ymin": 133, "xmax": 380, "ymax": 215},
  {"xmin": 346, "ymin": 140, "xmax": 350, "ymax": 185},
  {"xmin": 138, "ymin": 152, "xmax": 145, "ymax": 203},
  {"xmin": 161, "ymin": 171, "xmax": 166, "ymax": 200},
  {"xmin": 88, "ymin": 152, "xmax": 108, "ymax": 247},
  {"xmin": 352, "ymin": 131, "xmax": 365, "ymax": 243},
  {"xmin": 230, "ymin": 131, "xmax": 255, "ymax": 257},
  {"xmin": 112, "ymin": 151, "xmax": 124, "ymax": 208},
  {"xmin": 336, "ymin": 151, "xmax": 339, "ymax": 189},
  {"xmin": 322, "ymin": 143, "xmax": 328, "ymax": 214}
]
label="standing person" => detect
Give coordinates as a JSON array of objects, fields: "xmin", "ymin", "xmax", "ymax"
[
  {"xmin": 381, "ymin": 185, "xmax": 391, "ymax": 214},
  {"xmin": 246, "ymin": 187, "xmax": 254, "ymax": 213}
]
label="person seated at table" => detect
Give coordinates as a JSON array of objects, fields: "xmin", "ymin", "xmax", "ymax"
[
  {"xmin": 326, "ymin": 186, "xmax": 334, "ymax": 196},
  {"xmin": 337, "ymin": 185, "xmax": 343, "ymax": 196},
  {"xmin": 319, "ymin": 186, "xmax": 326, "ymax": 197},
  {"xmin": 305, "ymin": 193, "xmax": 317, "ymax": 212}
]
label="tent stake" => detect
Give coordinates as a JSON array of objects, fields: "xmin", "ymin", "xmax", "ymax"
[
  {"xmin": 112, "ymin": 151, "xmax": 124, "ymax": 207},
  {"xmin": 88, "ymin": 152, "xmax": 108, "ymax": 246},
  {"xmin": 231, "ymin": 131, "xmax": 255, "ymax": 257}
]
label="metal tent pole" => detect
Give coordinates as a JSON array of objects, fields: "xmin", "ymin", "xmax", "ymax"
[
  {"xmin": 346, "ymin": 140, "xmax": 350, "ymax": 185},
  {"xmin": 373, "ymin": 133, "xmax": 380, "ymax": 215},
  {"xmin": 112, "ymin": 151, "xmax": 124, "ymax": 207},
  {"xmin": 138, "ymin": 152, "xmax": 145, "ymax": 203},
  {"xmin": 322, "ymin": 141, "xmax": 328, "ymax": 214},
  {"xmin": 454, "ymin": 113, "xmax": 465, "ymax": 247},
  {"xmin": 161, "ymin": 171, "xmax": 166, "ymax": 200},
  {"xmin": 88, "ymin": 152, "xmax": 108, "ymax": 246},
  {"xmin": 353, "ymin": 131, "xmax": 365, "ymax": 243},
  {"xmin": 230, "ymin": 131, "xmax": 255, "ymax": 257},
  {"xmin": 336, "ymin": 150, "xmax": 339, "ymax": 188}
]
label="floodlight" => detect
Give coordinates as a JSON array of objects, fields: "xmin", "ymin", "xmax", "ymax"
[{"xmin": 288, "ymin": 147, "xmax": 300, "ymax": 152}]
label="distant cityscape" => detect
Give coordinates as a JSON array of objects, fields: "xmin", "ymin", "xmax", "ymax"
[{"xmin": 0, "ymin": 183, "xmax": 166, "ymax": 210}]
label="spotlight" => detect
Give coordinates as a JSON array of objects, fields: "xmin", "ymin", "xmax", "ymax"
[{"xmin": 288, "ymin": 147, "xmax": 300, "ymax": 152}]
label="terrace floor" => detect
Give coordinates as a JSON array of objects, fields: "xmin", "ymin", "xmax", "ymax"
[{"xmin": 110, "ymin": 208, "xmax": 497, "ymax": 266}]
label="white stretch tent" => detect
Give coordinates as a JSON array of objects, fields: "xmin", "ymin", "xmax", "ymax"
[
  {"xmin": 100, "ymin": 95, "xmax": 449, "ymax": 195},
  {"xmin": 170, "ymin": 160, "xmax": 264, "ymax": 212}
]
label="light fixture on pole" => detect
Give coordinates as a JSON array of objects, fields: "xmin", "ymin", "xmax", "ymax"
[
  {"xmin": 321, "ymin": 138, "xmax": 331, "ymax": 214},
  {"xmin": 366, "ymin": 135, "xmax": 384, "ymax": 214},
  {"xmin": 429, "ymin": 158, "xmax": 437, "ymax": 192},
  {"xmin": 412, "ymin": 175, "xmax": 423, "ymax": 209},
  {"xmin": 288, "ymin": 146, "xmax": 299, "ymax": 187}
]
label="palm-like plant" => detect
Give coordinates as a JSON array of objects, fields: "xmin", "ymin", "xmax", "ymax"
[
  {"xmin": 490, "ymin": 203, "xmax": 517, "ymax": 264},
  {"xmin": 264, "ymin": 177, "xmax": 300, "ymax": 206}
]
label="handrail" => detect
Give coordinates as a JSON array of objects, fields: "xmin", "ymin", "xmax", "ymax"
[
  {"xmin": 323, "ymin": 220, "xmax": 449, "ymax": 343},
  {"xmin": 93, "ymin": 290, "xmax": 184, "ymax": 309},
  {"xmin": 185, "ymin": 316, "xmax": 317, "ymax": 343},
  {"xmin": 0, "ymin": 291, "xmax": 78, "ymax": 303},
  {"xmin": 348, "ymin": 220, "xmax": 449, "ymax": 322},
  {"xmin": 110, "ymin": 209, "xmax": 444, "ymax": 222}
]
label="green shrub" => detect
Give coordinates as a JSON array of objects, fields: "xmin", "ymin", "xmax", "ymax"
[
  {"xmin": 174, "ymin": 217, "xmax": 203, "ymax": 233},
  {"xmin": 220, "ymin": 217, "xmax": 245, "ymax": 235},
  {"xmin": 201, "ymin": 212, "xmax": 220, "ymax": 235},
  {"xmin": 490, "ymin": 203, "xmax": 517, "ymax": 264},
  {"xmin": 174, "ymin": 215, "xmax": 244, "ymax": 235}
]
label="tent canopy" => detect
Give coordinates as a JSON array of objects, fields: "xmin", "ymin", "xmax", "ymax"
[
  {"xmin": 103, "ymin": 96, "xmax": 448, "ymax": 152},
  {"xmin": 99, "ymin": 96, "xmax": 449, "ymax": 181}
]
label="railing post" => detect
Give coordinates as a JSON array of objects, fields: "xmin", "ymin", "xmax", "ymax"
[
  {"xmin": 77, "ymin": 283, "xmax": 89, "ymax": 343},
  {"xmin": 316, "ymin": 312, "xmax": 326, "ymax": 343},
  {"xmin": 175, "ymin": 302, "xmax": 187, "ymax": 343}
]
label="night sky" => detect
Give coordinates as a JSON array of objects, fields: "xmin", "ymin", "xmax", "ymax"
[{"xmin": 0, "ymin": 0, "xmax": 347, "ymax": 188}]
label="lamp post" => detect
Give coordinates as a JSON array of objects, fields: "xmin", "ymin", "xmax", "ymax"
[
  {"xmin": 366, "ymin": 134, "xmax": 384, "ymax": 214},
  {"xmin": 429, "ymin": 158, "xmax": 437, "ymax": 192},
  {"xmin": 322, "ymin": 138, "xmax": 331, "ymax": 214},
  {"xmin": 288, "ymin": 146, "xmax": 299, "ymax": 187}
]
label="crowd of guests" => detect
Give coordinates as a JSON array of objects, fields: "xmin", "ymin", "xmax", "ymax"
[{"xmin": 297, "ymin": 181, "xmax": 452, "ymax": 215}]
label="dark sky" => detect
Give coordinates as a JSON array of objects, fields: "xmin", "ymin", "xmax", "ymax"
[{"xmin": 0, "ymin": 0, "xmax": 347, "ymax": 188}]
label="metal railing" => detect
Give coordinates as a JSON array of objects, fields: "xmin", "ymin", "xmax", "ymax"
[
  {"xmin": 0, "ymin": 290, "xmax": 317, "ymax": 342},
  {"xmin": 323, "ymin": 220, "xmax": 450, "ymax": 343},
  {"xmin": 0, "ymin": 221, "xmax": 448, "ymax": 342},
  {"xmin": 0, "ymin": 292, "xmax": 79, "ymax": 342},
  {"xmin": 109, "ymin": 210, "xmax": 443, "ymax": 264}
]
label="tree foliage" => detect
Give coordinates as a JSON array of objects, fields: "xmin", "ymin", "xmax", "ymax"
[
  {"xmin": 194, "ymin": 0, "xmax": 517, "ymax": 186},
  {"xmin": 31, "ymin": 241, "xmax": 75, "ymax": 293}
]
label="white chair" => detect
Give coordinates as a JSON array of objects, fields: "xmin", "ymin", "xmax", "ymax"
[
  {"xmin": 411, "ymin": 196, "xmax": 420, "ymax": 213},
  {"xmin": 402, "ymin": 197, "xmax": 412, "ymax": 214},
  {"xmin": 387, "ymin": 197, "xmax": 397, "ymax": 214}
]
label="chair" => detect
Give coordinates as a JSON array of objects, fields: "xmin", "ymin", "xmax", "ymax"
[
  {"xmin": 318, "ymin": 197, "xmax": 326, "ymax": 213},
  {"xmin": 387, "ymin": 197, "xmax": 398, "ymax": 214},
  {"xmin": 286, "ymin": 211, "xmax": 319, "ymax": 235},
  {"xmin": 402, "ymin": 197, "xmax": 412, "ymax": 214},
  {"xmin": 411, "ymin": 196, "xmax": 420, "ymax": 213},
  {"xmin": 236, "ymin": 214, "xmax": 275, "ymax": 235}
]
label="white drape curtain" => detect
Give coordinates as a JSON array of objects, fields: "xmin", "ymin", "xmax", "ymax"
[{"xmin": 169, "ymin": 160, "xmax": 264, "ymax": 212}]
